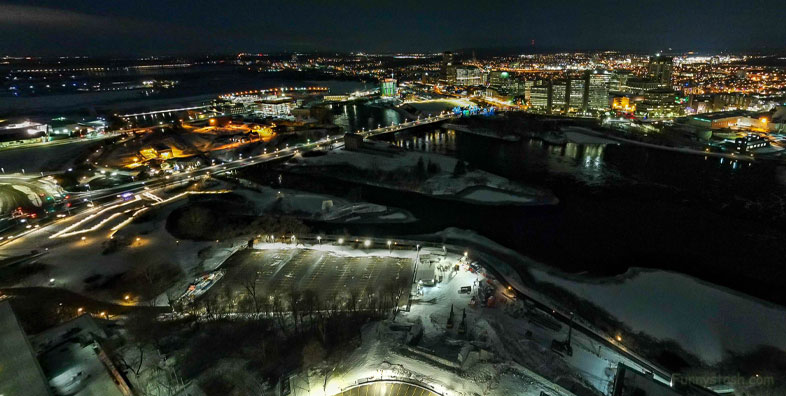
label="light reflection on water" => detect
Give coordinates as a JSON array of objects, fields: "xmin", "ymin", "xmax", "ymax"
[
  {"xmin": 332, "ymin": 103, "xmax": 402, "ymax": 133},
  {"xmin": 343, "ymin": 102, "xmax": 782, "ymax": 192},
  {"xmin": 388, "ymin": 128, "xmax": 619, "ymax": 186}
]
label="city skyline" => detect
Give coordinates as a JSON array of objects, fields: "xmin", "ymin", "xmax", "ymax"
[
  {"xmin": 1, "ymin": 0, "xmax": 785, "ymax": 56},
  {"xmin": 1, "ymin": 3, "xmax": 786, "ymax": 396}
]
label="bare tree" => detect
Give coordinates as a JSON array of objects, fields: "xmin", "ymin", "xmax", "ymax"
[{"xmin": 242, "ymin": 272, "xmax": 262, "ymax": 316}]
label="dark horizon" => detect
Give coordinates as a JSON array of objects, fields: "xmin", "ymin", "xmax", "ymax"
[{"xmin": 1, "ymin": 0, "xmax": 785, "ymax": 57}]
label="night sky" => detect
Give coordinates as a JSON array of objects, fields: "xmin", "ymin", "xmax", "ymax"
[{"xmin": 1, "ymin": 0, "xmax": 785, "ymax": 56}]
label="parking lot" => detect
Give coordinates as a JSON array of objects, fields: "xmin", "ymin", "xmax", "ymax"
[{"xmin": 208, "ymin": 248, "xmax": 415, "ymax": 306}]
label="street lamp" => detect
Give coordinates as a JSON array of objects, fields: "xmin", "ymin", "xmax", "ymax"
[
  {"xmin": 337, "ymin": 238, "xmax": 344, "ymax": 245},
  {"xmin": 317, "ymin": 236, "xmax": 322, "ymax": 245},
  {"xmin": 387, "ymin": 240, "xmax": 392, "ymax": 253},
  {"xmin": 364, "ymin": 239, "xmax": 371, "ymax": 248},
  {"xmin": 413, "ymin": 244, "xmax": 421, "ymax": 284}
]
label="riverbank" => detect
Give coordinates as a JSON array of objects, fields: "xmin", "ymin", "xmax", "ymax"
[
  {"xmin": 574, "ymin": 125, "xmax": 760, "ymax": 161},
  {"xmin": 423, "ymin": 227, "xmax": 786, "ymax": 369},
  {"xmin": 288, "ymin": 144, "xmax": 557, "ymax": 206}
]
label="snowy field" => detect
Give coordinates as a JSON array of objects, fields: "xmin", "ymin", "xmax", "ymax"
[
  {"xmin": 205, "ymin": 247, "xmax": 414, "ymax": 304},
  {"xmin": 292, "ymin": 147, "xmax": 556, "ymax": 205},
  {"xmin": 232, "ymin": 183, "xmax": 415, "ymax": 223},
  {"xmin": 531, "ymin": 268, "xmax": 786, "ymax": 363},
  {"xmin": 457, "ymin": 186, "xmax": 536, "ymax": 204},
  {"xmin": 427, "ymin": 227, "xmax": 786, "ymax": 365},
  {"xmin": 297, "ymin": 247, "xmax": 656, "ymax": 396}
]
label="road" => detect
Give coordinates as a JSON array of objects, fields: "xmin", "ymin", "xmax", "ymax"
[{"xmin": 0, "ymin": 113, "xmax": 456, "ymax": 246}]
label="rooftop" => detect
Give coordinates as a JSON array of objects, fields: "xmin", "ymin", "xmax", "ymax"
[{"xmin": 0, "ymin": 300, "xmax": 52, "ymax": 396}]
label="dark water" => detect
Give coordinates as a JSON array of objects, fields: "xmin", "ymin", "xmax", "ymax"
[
  {"xmin": 377, "ymin": 127, "xmax": 786, "ymax": 305},
  {"xmin": 288, "ymin": 109, "xmax": 786, "ymax": 305},
  {"xmin": 0, "ymin": 66, "xmax": 374, "ymax": 117},
  {"xmin": 330, "ymin": 102, "xmax": 404, "ymax": 134}
]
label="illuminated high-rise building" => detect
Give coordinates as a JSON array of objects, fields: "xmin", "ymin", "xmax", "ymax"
[
  {"xmin": 551, "ymin": 80, "xmax": 568, "ymax": 113},
  {"xmin": 455, "ymin": 66, "xmax": 483, "ymax": 86},
  {"xmin": 530, "ymin": 80, "xmax": 551, "ymax": 111},
  {"xmin": 488, "ymin": 71, "xmax": 510, "ymax": 87},
  {"xmin": 380, "ymin": 78, "xmax": 397, "ymax": 97},
  {"xmin": 441, "ymin": 51, "xmax": 455, "ymax": 81},
  {"xmin": 647, "ymin": 55, "xmax": 674, "ymax": 86},
  {"xmin": 588, "ymin": 70, "xmax": 611, "ymax": 111},
  {"xmin": 524, "ymin": 80, "xmax": 534, "ymax": 103},
  {"xmin": 568, "ymin": 78, "xmax": 587, "ymax": 111},
  {"xmin": 609, "ymin": 70, "xmax": 631, "ymax": 92}
]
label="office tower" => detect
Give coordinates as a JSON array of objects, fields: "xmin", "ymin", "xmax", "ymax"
[
  {"xmin": 551, "ymin": 80, "xmax": 568, "ymax": 113},
  {"xmin": 441, "ymin": 51, "xmax": 455, "ymax": 81},
  {"xmin": 530, "ymin": 80, "xmax": 551, "ymax": 111},
  {"xmin": 455, "ymin": 66, "xmax": 483, "ymax": 86},
  {"xmin": 488, "ymin": 71, "xmax": 510, "ymax": 87},
  {"xmin": 568, "ymin": 78, "xmax": 587, "ymax": 111},
  {"xmin": 588, "ymin": 70, "xmax": 611, "ymax": 110},
  {"xmin": 647, "ymin": 55, "xmax": 674, "ymax": 85}
]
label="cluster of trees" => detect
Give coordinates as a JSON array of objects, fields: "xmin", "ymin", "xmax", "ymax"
[
  {"xmin": 189, "ymin": 273, "xmax": 411, "ymax": 335},
  {"xmin": 413, "ymin": 156, "xmax": 468, "ymax": 178},
  {"xmin": 413, "ymin": 156, "xmax": 441, "ymax": 179},
  {"xmin": 120, "ymin": 274, "xmax": 412, "ymax": 393},
  {"xmin": 167, "ymin": 199, "xmax": 309, "ymax": 241}
]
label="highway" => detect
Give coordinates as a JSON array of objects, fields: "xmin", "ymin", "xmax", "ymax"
[
  {"xmin": 69, "ymin": 112, "xmax": 455, "ymax": 199},
  {"xmin": 0, "ymin": 113, "xmax": 456, "ymax": 245}
]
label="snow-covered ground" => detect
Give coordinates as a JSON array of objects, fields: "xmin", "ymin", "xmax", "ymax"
[
  {"xmin": 531, "ymin": 267, "xmax": 786, "ymax": 363},
  {"xmin": 290, "ymin": 246, "xmax": 645, "ymax": 396},
  {"xmin": 457, "ymin": 187, "xmax": 535, "ymax": 204},
  {"xmin": 0, "ymin": 186, "xmax": 243, "ymax": 304},
  {"xmin": 232, "ymin": 181, "xmax": 415, "ymax": 222},
  {"xmin": 426, "ymin": 227, "xmax": 786, "ymax": 365},
  {"xmin": 562, "ymin": 127, "xmax": 620, "ymax": 145},
  {"xmin": 292, "ymin": 147, "xmax": 556, "ymax": 205}
]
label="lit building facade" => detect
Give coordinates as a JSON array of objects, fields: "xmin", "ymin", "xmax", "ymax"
[
  {"xmin": 380, "ymin": 78, "xmax": 398, "ymax": 97},
  {"xmin": 530, "ymin": 81, "xmax": 551, "ymax": 110},
  {"xmin": 551, "ymin": 80, "xmax": 568, "ymax": 113},
  {"xmin": 454, "ymin": 66, "xmax": 483, "ymax": 86},
  {"xmin": 647, "ymin": 55, "xmax": 674, "ymax": 86},
  {"xmin": 588, "ymin": 70, "xmax": 611, "ymax": 110},
  {"xmin": 568, "ymin": 78, "xmax": 587, "ymax": 111},
  {"xmin": 257, "ymin": 96, "xmax": 296, "ymax": 117}
]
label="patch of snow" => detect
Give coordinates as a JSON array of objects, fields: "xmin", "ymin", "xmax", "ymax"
[
  {"xmin": 562, "ymin": 126, "xmax": 620, "ymax": 145},
  {"xmin": 294, "ymin": 148, "xmax": 556, "ymax": 204},
  {"xmin": 459, "ymin": 188, "xmax": 534, "ymax": 204},
  {"xmin": 531, "ymin": 268, "xmax": 786, "ymax": 363},
  {"xmin": 378, "ymin": 212, "xmax": 407, "ymax": 220}
]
